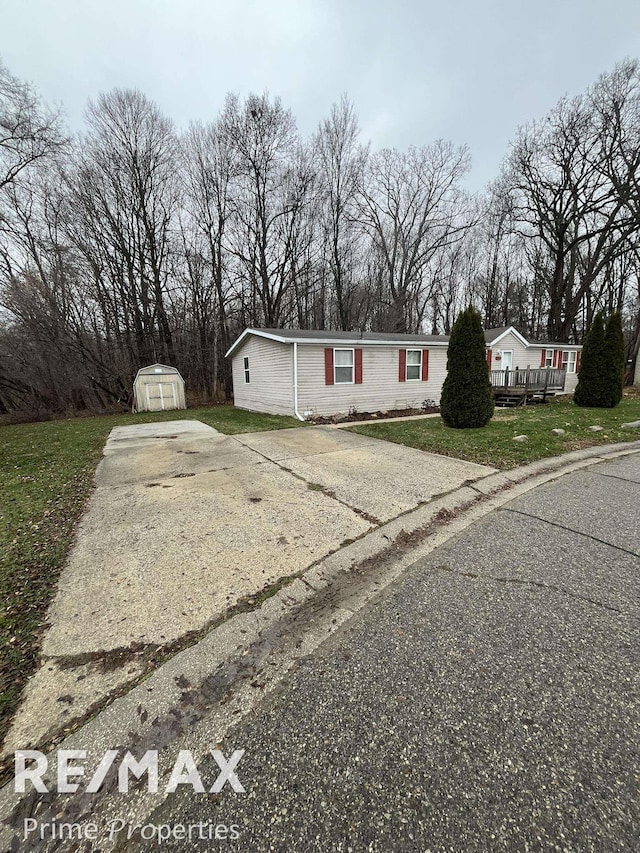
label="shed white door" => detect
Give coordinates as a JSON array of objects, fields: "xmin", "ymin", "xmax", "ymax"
[{"xmin": 146, "ymin": 382, "xmax": 177, "ymax": 411}]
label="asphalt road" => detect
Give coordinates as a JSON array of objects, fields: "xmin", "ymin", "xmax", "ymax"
[{"xmin": 130, "ymin": 454, "xmax": 640, "ymax": 853}]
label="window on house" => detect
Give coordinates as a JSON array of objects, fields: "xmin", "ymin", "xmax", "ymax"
[
  {"xmin": 562, "ymin": 351, "xmax": 577, "ymax": 373},
  {"xmin": 406, "ymin": 349, "xmax": 422, "ymax": 380},
  {"xmin": 243, "ymin": 356, "xmax": 250, "ymax": 383},
  {"xmin": 334, "ymin": 348, "xmax": 354, "ymax": 384},
  {"xmin": 545, "ymin": 349, "xmax": 554, "ymax": 368}
]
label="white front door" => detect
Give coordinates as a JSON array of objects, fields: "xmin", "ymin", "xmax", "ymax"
[{"xmin": 500, "ymin": 350, "xmax": 513, "ymax": 370}]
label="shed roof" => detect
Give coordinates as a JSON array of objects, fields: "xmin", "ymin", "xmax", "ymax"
[{"xmin": 134, "ymin": 363, "xmax": 184, "ymax": 379}]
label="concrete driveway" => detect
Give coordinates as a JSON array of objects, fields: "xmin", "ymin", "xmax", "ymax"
[{"xmin": 3, "ymin": 420, "xmax": 494, "ymax": 754}]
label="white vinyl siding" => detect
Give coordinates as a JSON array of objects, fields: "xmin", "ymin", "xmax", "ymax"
[
  {"xmin": 229, "ymin": 329, "xmax": 583, "ymax": 418},
  {"xmin": 491, "ymin": 332, "xmax": 530, "ymax": 370},
  {"xmin": 297, "ymin": 345, "xmax": 447, "ymax": 418},
  {"xmin": 232, "ymin": 337, "xmax": 294, "ymax": 415},
  {"xmin": 528, "ymin": 344, "xmax": 581, "ymax": 393}
]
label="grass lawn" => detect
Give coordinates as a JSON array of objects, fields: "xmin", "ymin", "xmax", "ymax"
[
  {"xmin": 0, "ymin": 405, "xmax": 303, "ymax": 743},
  {"xmin": 349, "ymin": 394, "xmax": 640, "ymax": 470}
]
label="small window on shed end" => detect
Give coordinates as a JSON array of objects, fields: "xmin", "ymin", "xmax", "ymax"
[
  {"xmin": 153, "ymin": 367, "xmax": 163, "ymax": 374},
  {"xmin": 243, "ymin": 357, "xmax": 250, "ymax": 383}
]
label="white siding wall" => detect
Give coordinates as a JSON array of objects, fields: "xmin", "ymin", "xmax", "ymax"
[
  {"xmin": 523, "ymin": 344, "xmax": 581, "ymax": 393},
  {"xmin": 296, "ymin": 344, "xmax": 448, "ymax": 418},
  {"xmin": 490, "ymin": 332, "xmax": 531, "ymax": 370},
  {"xmin": 232, "ymin": 337, "xmax": 294, "ymax": 415}
]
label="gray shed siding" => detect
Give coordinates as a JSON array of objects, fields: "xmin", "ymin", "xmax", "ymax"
[
  {"xmin": 232, "ymin": 336, "xmax": 294, "ymax": 415},
  {"xmin": 133, "ymin": 364, "xmax": 186, "ymax": 412},
  {"xmin": 296, "ymin": 344, "xmax": 448, "ymax": 418}
]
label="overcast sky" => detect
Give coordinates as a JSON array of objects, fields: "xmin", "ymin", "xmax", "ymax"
[{"xmin": 2, "ymin": 0, "xmax": 640, "ymax": 190}]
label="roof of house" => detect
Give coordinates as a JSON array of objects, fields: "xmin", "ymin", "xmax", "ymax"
[
  {"xmin": 226, "ymin": 327, "xmax": 450, "ymax": 357},
  {"xmin": 485, "ymin": 327, "xmax": 582, "ymax": 349},
  {"xmin": 484, "ymin": 327, "xmax": 510, "ymax": 343},
  {"xmin": 226, "ymin": 326, "xmax": 582, "ymax": 358},
  {"xmin": 528, "ymin": 338, "xmax": 582, "ymax": 348}
]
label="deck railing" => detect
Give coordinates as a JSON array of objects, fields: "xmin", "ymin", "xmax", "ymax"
[{"xmin": 490, "ymin": 367, "xmax": 566, "ymax": 392}]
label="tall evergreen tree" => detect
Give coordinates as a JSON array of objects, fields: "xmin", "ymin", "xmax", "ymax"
[
  {"xmin": 440, "ymin": 307, "xmax": 494, "ymax": 428},
  {"xmin": 602, "ymin": 312, "xmax": 625, "ymax": 407},
  {"xmin": 574, "ymin": 312, "xmax": 608, "ymax": 407}
]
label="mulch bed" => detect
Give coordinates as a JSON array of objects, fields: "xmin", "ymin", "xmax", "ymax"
[{"xmin": 310, "ymin": 406, "xmax": 440, "ymax": 425}]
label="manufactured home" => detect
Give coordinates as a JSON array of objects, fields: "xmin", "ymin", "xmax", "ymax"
[
  {"xmin": 226, "ymin": 327, "xmax": 582, "ymax": 419},
  {"xmin": 485, "ymin": 327, "xmax": 582, "ymax": 395}
]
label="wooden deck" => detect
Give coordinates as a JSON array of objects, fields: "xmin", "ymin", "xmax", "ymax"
[{"xmin": 490, "ymin": 367, "xmax": 567, "ymax": 406}]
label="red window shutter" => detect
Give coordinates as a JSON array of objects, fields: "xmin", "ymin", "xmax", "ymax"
[
  {"xmin": 324, "ymin": 348, "xmax": 334, "ymax": 385},
  {"xmin": 540, "ymin": 349, "xmax": 546, "ymax": 367},
  {"xmin": 399, "ymin": 349, "xmax": 406, "ymax": 382},
  {"xmin": 354, "ymin": 348, "xmax": 363, "ymax": 384},
  {"xmin": 421, "ymin": 349, "xmax": 429, "ymax": 381},
  {"xmin": 486, "ymin": 348, "xmax": 492, "ymax": 369},
  {"xmin": 576, "ymin": 351, "xmax": 581, "ymax": 371},
  {"xmin": 556, "ymin": 349, "xmax": 562, "ymax": 368}
]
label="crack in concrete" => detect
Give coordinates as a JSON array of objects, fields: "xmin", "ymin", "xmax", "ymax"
[
  {"xmin": 230, "ymin": 434, "xmax": 385, "ymax": 525},
  {"xmin": 591, "ymin": 471, "xmax": 640, "ymax": 487},
  {"xmin": 430, "ymin": 564, "xmax": 627, "ymax": 615},
  {"xmin": 231, "ymin": 432, "xmax": 380, "ymax": 462},
  {"xmin": 43, "ymin": 572, "xmax": 303, "ymax": 673},
  {"xmin": 499, "ymin": 507, "xmax": 640, "ymax": 559}
]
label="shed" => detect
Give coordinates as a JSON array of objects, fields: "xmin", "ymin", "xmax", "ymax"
[{"xmin": 133, "ymin": 364, "xmax": 186, "ymax": 412}]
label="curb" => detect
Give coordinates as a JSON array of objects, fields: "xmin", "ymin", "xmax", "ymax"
[{"xmin": 1, "ymin": 440, "xmax": 639, "ymax": 849}]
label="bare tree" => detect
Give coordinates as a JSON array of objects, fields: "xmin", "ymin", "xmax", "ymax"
[
  {"xmin": 182, "ymin": 118, "xmax": 237, "ymax": 394},
  {"xmin": 0, "ymin": 59, "xmax": 65, "ymax": 192},
  {"xmin": 65, "ymin": 88, "xmax": 179, "ymax": 370},
  {"xmin": 357, "ymin": 141, "xmax": 472, "ymax": 332},
  {"xmin": 222, "ymin": 93, "xmax": 314, "ymax": 327},
  {"xmin": 313, "ymin": 96, "xmax": 368, "ymax": 330},
  {"xmin": 504, "ymin": 61, "xmax": 640, "ymax": 341}
]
